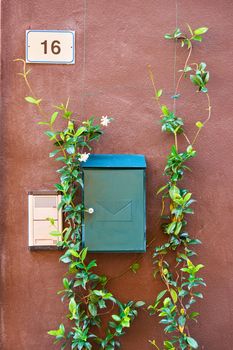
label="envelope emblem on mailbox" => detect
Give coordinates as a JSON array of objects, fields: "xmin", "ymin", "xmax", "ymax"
[{"xmin": 95, "ymin": 200, "xmax": 132, "ymax": 222}]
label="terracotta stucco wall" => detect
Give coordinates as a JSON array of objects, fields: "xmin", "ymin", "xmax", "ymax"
[{"xmin": 1, "ymin": 0, "xmax": 233, "ymax": 349}]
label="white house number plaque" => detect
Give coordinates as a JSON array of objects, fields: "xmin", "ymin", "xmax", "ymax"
[{"xmin": 26, "ymin": 30, "xmax": 75, "ymax": 64}]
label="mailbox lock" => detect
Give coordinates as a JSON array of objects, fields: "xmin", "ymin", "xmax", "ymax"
[{"xmin": 87, "ymin": 208, "xmax": 95, "ymax": 214}]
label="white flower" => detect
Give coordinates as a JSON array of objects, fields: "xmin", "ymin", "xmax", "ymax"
[
  {"xmin": 79, "ymin": 152, "xmax": 90, "ymax": 162},
  {"xmin": 88, "ymin": 208, "xmax": 94, "ymax": 214},
  {"xmin": 100, "ymin": 115, "xmax": 112, "ymax": 127}
]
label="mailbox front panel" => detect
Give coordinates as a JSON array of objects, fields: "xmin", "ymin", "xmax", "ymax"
[{"xmin": 83, "ymin": 169, "xmax": 146, "ymax": 252}]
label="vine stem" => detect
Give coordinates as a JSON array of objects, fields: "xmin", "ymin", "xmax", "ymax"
[
  {"xmin": 107, "ymin": 236, "xmax": 157, "ymax": 283},
  {"xmin": 148, "ymin": 26, "xmax": 209, "ymax": 350},
  {"xmin": 159, "ymin": 255, "xmax": 192, "ymax": 339},
  {"xmin": 192, "ymin": 92, "xmax": 211, "ymax": 146},
  {"xmin": 147, "ymin": 53, "xmax": 193, "ymax": 147},
  {"xmin": 15, "ymin": 58, "xmax": 67, "ymax": 158},
  {"xmin": 147, "ymin": 64, "xmax": 162, "ymax": 109},
  {"xmin": 149, "ymin": 340, "xmax": 161, "ymax": 350},
  {"xmin": 173, "ymin": 42, "xmax": 193, "ymax": 147},
  {"xmin": 183, "ymin": 132, "xmax": 191, "ymax": 145},
  {"xmin": 15, "ymin": 58, "xmax": 82, "ymax": 245},
  {"xmin": 174, "ymin": 131, "xmax": 178, "ymax": 151},
  {"xmin": 173, "ymin": 43, "xmax": 193, "ymax": 113},
  {"xmin": 97, "ymin": 300, "xmax": 115, "ymax": 316}
]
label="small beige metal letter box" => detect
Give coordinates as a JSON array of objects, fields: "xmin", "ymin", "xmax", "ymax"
[{"xmin": 28, "ymin": 191, "xmax": 62, "ymax": 249}]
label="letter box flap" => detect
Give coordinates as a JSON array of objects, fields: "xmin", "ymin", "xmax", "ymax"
[
  {"xmin": 33, "ymin": 195, "xmax": 58, "ymax": 220},
  {"xmin": 81, "ymin": 154, "xmax": 146, "ymax": 169}
]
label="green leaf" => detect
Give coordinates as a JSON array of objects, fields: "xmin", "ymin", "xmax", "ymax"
[
  {"xmin": 163, "ymin": 297, "xmax": 171, "ymax": 307},
  {"xmin": 25, "ymin": 96, "xmax": 42, "ymax": 105},
  {"xmin": 63, "ymin": 278, "xmax": 69, "ymax": 289},
  {"xmin": 187, "ymin": 145, "xmax": 194, "ymax": 153},
  {"xmin": 69, "ymin": 249, "xmax": 80, "ymax": 258},
  {"xmin": 38, "ymin": 121, "xmax": 50, "ymax": 125},
  {"xmin": 48, "ymin": 324, "xmax": 65, "ymax": 338},
  {"xmin": 50, "ymin": 230, "xmax": 61, "ymax": 237},
  {"xmin": 174, "ymin": 28, "xmax": 182, "ymax": 38},
  {"xmin": 130, "ymin": 262, "xmax": 140, "ymax": 273},
  {"xmin": 169, "ymin": 185, "xmax": 180, "ymax": 200},
  {"xmin": 50, "ymin": 111, "xmax": 58, "ymax": 125},
  {"xmin": 164, "ymin": 324, "xmax": 176, "ymax": 333},
  {"xmin": 186, "ymin": 39, "xmax": 192, "ymax": 49},
  {"xmin": 161, "ymin": 105, "xmax": 169, "ymax": 116},
  {"xmin": 88, "ymin": 303, "xmax": 97, "ymax": 317},
  {"xmin": 174, "ymin": 222, "xmax": 182, "ymax": 236},
  {"xmin": 178, "ymin": 315, "xmax": 186, "ymax": 327},
  {"xmin": 166, "ymin": 221, "xmax": 176, "ymax": 234},
  {"xmin": 156, "ymin": 289, "xmax": 167, "ymax": 302},
  {"xmin": 171, "ymin": 93, "xmax": 180, "ymax": 100},
  {"xmin": 194, "ymin": 27, "xmax": 208, "ymax": 35},
  {"xmin": 67, "ymin": 120, "xmax": 74, "ymax": 131},
  {"xmin": 189, "ymin": 311, "xmax": 200, "ymax": 319},
  {"xmin": 49, "ymin": 149, "xmax": 60, "ymax": 158},
  {"xmin": 99, "ymin": 275, "xmax": 107, "ymax": 286},
  {"xmin": 61, "ymin": 343, "xmax": 67, "ymax": 350},
  {"xmin": 112, "ymin": 315, "xmax": 121, "ymax": 322},
  {"xmin": 44, "ymin": 130, "xmax": 57, "ymax": 140},
  {"xmin": 156, "ymin": 184, "xmax": 169, "ymax": 195},
  {"xmin": 164, "ymin": 340, "xmax": 175, "ymax": 349},
  {"xmin": 192, "ymin": 35, "xmax": 203, "ymax": 42},
  {"xmin": 69, "ymin": 298, "xmax": 76, "ymax": 314},
  {"xmin": 60, "ymin": 256, "xmax": 72, "ymax": 264},
  {"xmin": 98, "ymin": 299, "xmax": 106, "ymax": 309},
  {"xmin": 103, "ymin": 292, "xmax": 113, "ymax": 300},
  {"xmin": 193, "ymin": 292, "xmax": 203, "ymax": 299},
  {"xmin": 81, "ymin": 247, "xmax": 88, "ymax": 261},
  {"xmin": 48, "ymin": 330, "xmax": 59, "ymax": 336},
  {"xmin": 134, "ymin": 301, "xmax": 145, "ymax": 308},
  {"xmin": 93, "ymin": 290, "xmax": 104, "ymax": 297},
  {"xmin": 76, "ymin": 177, "xmax": 84, "ymax": 188},
  {"xmin": 54, "ymin": 183, "xmax": 64, "ymax": 191},
  {"xmin": 156, "ymin": 89, "xmax": 163, "ymax": 98},
  {"xmin": 74, "ymin": 280, "xmax": 82, "ymax": 287},
  {"xmin": 66, "ymin": 146, "xmax": 75, "ymax": 155},
  {"xmin": 47, "ymin": 217, "xmax": 55, "ymax": 225},
  {"xmin": 184, "ymin": 192, "xmax": 192, "ymax": 202},
  {"xmin": 201, "ymin": 87, "xmax": 208, "ymax": 93},
  {"xmin": 199, "ymin": 62, "xmax": 207, "ymax": 70},
  {"xmin": 190, "ymin": 75, "xmax": 201, "ymax": 87},
  {"xmin": 87, "ymin": 260, "xmax": 97, "ymax": 270},
  {"xmin": 164, "ymin": 34, "xmax": 173, "ymax": 39},
  {"xmin": 170, "ymin": 289, "xmax": 178, "ymax": 303},
  {"xmin": 74, "ymin": 127, "xmax": 86, "ymax": 137},
  {"xmin": 195, "ymin": 263, "xmax": 204, "ymax": 272},
  {"xmin": 183, "ymin": 66, "xmax": 192, "ymax": 73},
  {"xmin": 186, "ymin": 337, "xmax": 198, "ymax": 349},
  {"xmin": 121, "ymin": 319, "xmax": 130, "ymax": 328}
]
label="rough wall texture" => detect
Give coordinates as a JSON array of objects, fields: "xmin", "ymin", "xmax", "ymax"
[{"xmin": 1, "ymin": 0, "xmax": 233, "ymax": 349}]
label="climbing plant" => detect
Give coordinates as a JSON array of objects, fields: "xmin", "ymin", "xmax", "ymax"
[
  {"xmin": 15, "ymin": 59, "xmax": 144, "ymax": 350},
  {"xmin": 147, "ymin": 25, "xmax": 211, "ymax": 350},
  {"xmin": 15, "ymin": 22, "xmax": 210, "ymax": 350}
]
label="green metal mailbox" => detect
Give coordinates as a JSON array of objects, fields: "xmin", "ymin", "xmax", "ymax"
[{"xmin": 82, "ymin": 154, "xmax": 146, "ymax": 252}]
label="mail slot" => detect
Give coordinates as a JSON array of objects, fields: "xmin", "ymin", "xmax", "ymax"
[
  {"xmin": 28, "ymin": 191, "xmax": 62, "ymax": 249},
  {"xmin": 82, "ymin": 154, "xmax": 146, "ymax": 252}
]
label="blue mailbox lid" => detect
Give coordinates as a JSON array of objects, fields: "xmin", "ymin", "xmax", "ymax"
[{"xmin": 82, "ymin": 154, "xmax": 146, "ymax": 169}]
